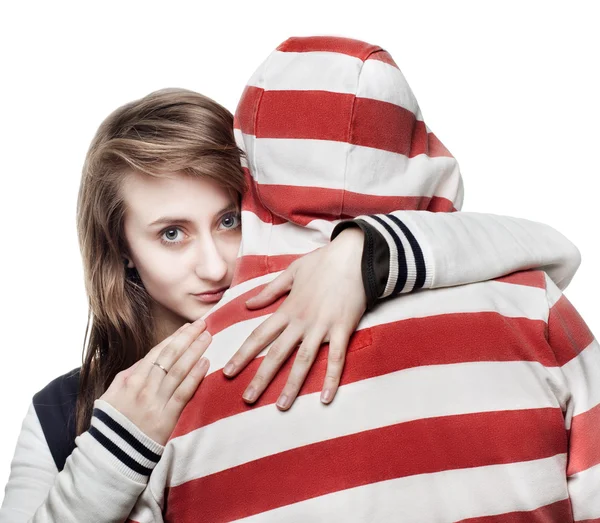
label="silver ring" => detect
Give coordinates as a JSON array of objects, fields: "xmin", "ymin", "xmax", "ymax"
[{"xmin": 152, "ymin": 361, "xmax": 169, "ymax": 374}]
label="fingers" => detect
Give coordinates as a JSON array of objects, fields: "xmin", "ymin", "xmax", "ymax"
[
  {"xmin": 164, "ymin": 356, "xmax": 211, "ymax": 420},
  {"xmin": 275, "ymin": 329, "xmax": 326, "ymax": 411},
  {"xmin": 135, "ymin": 322, "xmax": 191, "ymax": 379},
  {"xmin": 223, "ymin": 313, "xmax": 288, "ymax": 378},
  {"xmin": 320, "ymin": 327, "xmax": 351, "ymax": 405},
  {"xmin": 123, "ymin": 322, "xmax": 193, "ymax": 391},
  {"xmin": 245, "ymin": 270, "xmax": 294, "ymax": 310},
  {"xmin": 241, "ymin": 324, "xmax": 304, "ymax": 404},
  {"xmin": 157, "ymin": 330, "xmax": 212, "ymax": 401},
  {"xmin": 142, "ymin": 318, "xmax": 208, "ymax": 391}
]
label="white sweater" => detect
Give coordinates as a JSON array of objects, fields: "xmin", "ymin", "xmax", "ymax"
[{"xmin": 0, "ymin": 399, "xmax": 164, "ymax": 523}]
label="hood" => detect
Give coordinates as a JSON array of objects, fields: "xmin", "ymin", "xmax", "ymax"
[{"xmin": 231, "ymin": 36, "xmax": 463, "ymax": 286}]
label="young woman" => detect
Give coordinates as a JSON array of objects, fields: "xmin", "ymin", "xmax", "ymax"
[{"xmin": 0, "ymin": 87, "xmax": 580, "ymax": 522}]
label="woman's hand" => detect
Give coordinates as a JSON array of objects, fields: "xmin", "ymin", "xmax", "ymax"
[
  {"xmin": 223, "ymin": 227, "xmax": 367, "ymax": 410},
  {"xmin": 100, "ymin": 318, "xmax": 211, "ymax": 446}
]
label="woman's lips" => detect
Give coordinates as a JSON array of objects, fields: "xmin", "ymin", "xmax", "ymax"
[{"xmin": 192, "ymin": 289, "xmax": 227, "ymax": 303}]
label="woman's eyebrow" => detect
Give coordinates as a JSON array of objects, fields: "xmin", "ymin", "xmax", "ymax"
[{"xmin": 148, "ymin": 203, "xmax": 239, "ymax": 227}]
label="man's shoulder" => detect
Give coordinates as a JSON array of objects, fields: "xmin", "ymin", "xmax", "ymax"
[{"xmin": 32, "ymin": 367, "xmax": 81, "ymax": 472}]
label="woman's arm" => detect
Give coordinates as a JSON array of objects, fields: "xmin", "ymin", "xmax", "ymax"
[
  {"xmin": 332, "ymin": 211, "xmax": 581, "ymax": 310},
  {"xmin": 0, "ymin": 400, "xmax": 164, "ymax": 523},
  {"xmin": 223, "ymin": 211, "xmax": 580, "ymax": 408},
  {"xmin": 1, "ymin": 318, "xmax": 211, "ymax": 522},
  {"xmin": 0, "ymin": 403, "xmax": 58, "ymax": 522}
]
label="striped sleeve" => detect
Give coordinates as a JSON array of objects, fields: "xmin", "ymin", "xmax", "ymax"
[
  {"xmin": 331, "ymin": 214, "xmax": 430, "ymax": 309},
  {"xmin": 544, "ymin": 274, "xmax": 600, "ymax": 521},
  {"xmin": 87, "ymin": 399, "xmax": 164, "ymax": 481},
  {"xmin": 0, "ymin": 399, "xmax": 164, "ymax": 523},
  {"xmin": 332, "ymin": 211, "xmax": 581, "ymax": 310}
]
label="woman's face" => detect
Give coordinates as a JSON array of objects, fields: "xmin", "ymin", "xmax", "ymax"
[{"xmin": 121, "ymin": 171, "xmax": 241, "ymax": 337}]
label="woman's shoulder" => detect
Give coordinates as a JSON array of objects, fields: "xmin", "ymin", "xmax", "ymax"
[{"xmin": 32, "ymin": 367, "xmax": 81, "ymax": 472}]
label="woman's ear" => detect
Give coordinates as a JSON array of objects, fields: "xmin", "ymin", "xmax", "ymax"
[{"xmin": 123, "ymin": 256, "xmax": 135, "ymax": 269}]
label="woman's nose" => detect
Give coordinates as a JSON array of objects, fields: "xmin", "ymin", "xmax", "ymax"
[{"xmin": 194, "ymin": 235, "xmax": 228, "ymax": 281}]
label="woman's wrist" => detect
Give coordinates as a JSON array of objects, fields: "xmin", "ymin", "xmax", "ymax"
[
  {"xmin": 331, "ymin": 220, "xmax": 380, "ymax": 309},
  {"xmin": 81, "ymin": 399, "xmax": 165, "ymax": 484},
  {"xmin": 331, "ymin": 224, "xmax": 365, "ymax": 250}
]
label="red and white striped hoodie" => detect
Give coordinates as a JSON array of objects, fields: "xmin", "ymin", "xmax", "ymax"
[{"xmin": 126, "ymin": 37, "xmax": 599, "ymax": 522}]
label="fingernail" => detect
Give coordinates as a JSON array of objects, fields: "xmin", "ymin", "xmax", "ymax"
[
  {"xmin": 321, "ymin": 389, "xmax": 332, "ymax": 404},
  {"xmin": 243, "ymin": 387, "xmax": 257, "ymax": 403},
  {"xmin": 276, "ymin": 394, "xmax": 290, "ymax": 410},
  {"xmin": 199, "ymin": 331, "xmax": 211, "ymax": 342},
  {"xmin": 223, "ymin": 363, "xmax": 235, "ymax": 376},
  {"xmin": 197, "ymin": 358, "xmax": 209, "ymax": 371}
]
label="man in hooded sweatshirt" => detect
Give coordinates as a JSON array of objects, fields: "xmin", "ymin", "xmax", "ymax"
[{"xmin": 115, "ymin": 36, "xmax": 599, "ymax": 523}]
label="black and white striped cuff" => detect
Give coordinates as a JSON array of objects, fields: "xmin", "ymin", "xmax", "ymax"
[
  {"xmin": 331, "ymin": 214, "xmax": 429, "ymax": 310},
  {"xmin": 86, "ymin": 399, "xmax": 164, "ymax": 482}
]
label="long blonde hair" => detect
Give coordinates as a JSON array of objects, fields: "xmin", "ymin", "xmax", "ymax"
[{"xmin": 75, "ymin": 88, "xmax": 246, "ymax": 435}]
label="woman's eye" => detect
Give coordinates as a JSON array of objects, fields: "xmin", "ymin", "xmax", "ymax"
[
  {"xmin": 220, "ymin": 212, "xmax": 241, "ymax": 230},
  {"xmin": 160, "ymin": 227, "xmax": 185, "ymax": 246}
]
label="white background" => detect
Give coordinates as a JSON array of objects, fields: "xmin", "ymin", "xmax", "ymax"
[{"xmin": 1, "ymin": 0, "xmax": 598, "ymax": 503}]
